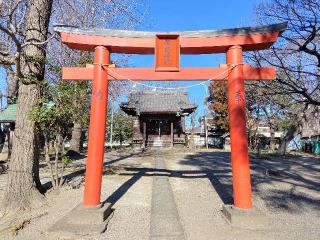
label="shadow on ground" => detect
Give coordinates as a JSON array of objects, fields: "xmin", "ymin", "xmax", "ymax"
[
  {"xmin": 41, "ymin": 150, "xmax": 145, "ymax": 192},
  {"xmin": 177, "ymin": 151, "xmax": 320, "ymax": 213},
  {"xmin": 110, "ymin": 150, "xmax": 320, "ymax": 214},
  {"xmin": 40, "ymin": 148, "xmax": 319, "ymax": 214}
]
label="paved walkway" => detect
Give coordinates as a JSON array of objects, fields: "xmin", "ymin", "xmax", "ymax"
[{"xmin": 149, "ymin": 151, "xmax": 185, "ymax": 240}]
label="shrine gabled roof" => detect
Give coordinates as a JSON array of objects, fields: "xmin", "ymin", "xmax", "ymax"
[
  {"xmin": 0, "ymin": 104, "xmax": 16, "ymax": 123},
  {"xmin": 53, "ymin": 22, "xmax": 287, "ymax": 54},
  {"xmin": 120, "ymin": 91, "xmax": 197, "ymax": 115}
]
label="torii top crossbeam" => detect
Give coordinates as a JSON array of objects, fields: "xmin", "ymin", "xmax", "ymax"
[
  {"xmin": 54, "ymin": 22, "xmax": 287, "ymax": 82},
  {"xmin": 54, "ymin": 22, "xmax": 287, "ymax": 54}
]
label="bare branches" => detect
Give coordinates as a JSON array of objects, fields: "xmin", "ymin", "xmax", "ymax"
[
  {"xmin": 251, "ymin": 0, "xmax": 320, "ymax": 106},
  {"xmin": 0, "ymin": 22, "xmax": 21, "ymax": 50},
  {"xmin": 0, "ymin": 0, "xmax": 25, "ymax": 69},
  {"xmin": 48, "ymin": 0, "xmax": 147, "ymax": 100},
  {"xmin": 21, "ymin": 32, "xmax": 57, "ymax": 48},
  {"xmin": 0, "ymin": 0, "xmax": 57, "ymax": 83}
]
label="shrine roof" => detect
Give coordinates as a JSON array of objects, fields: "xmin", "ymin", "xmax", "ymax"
[
  {"xmin": 0, "ymin": 104, "xmax": 16, "ymax": 123},
  {"xmin": 54, "ymin": 22, "xmax": 287, "ymax": 54},
  {"xmin": 120, "ymin": 91, "xmax": 197, "ymax": 115}
]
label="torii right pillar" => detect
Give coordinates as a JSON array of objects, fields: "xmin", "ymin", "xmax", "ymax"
[
  {"xmin": 226, "ymin": 46, "xmax": 252, "ymax": 209},
  {"xmin": 224, "ymin": 46, "xmax": 267, "ymax": 229}
]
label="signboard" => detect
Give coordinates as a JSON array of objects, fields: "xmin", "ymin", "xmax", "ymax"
[{"xmin": 155, "ymin": 34, "xmax": 180, "ymax": 72}]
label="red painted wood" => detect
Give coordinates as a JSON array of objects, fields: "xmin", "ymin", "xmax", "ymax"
[
  {"xmin": 62, "ymin": 66, "xmax": 276, "ymax": 81},
  {"xmin": 60, "ymin": 32, "xmax": 280, "ymax": 54},
  {"xmin": 83, "ymin": 46, "xmax": 109, "ymax": 206},
  {"xmin": 62, "ymin": 67, "xmax": 94, "ymax": 80},
  {"xmin": 226, "ymin": 46, "xmax": 252, "ymax": 209},
  {"xmin": 155, "ymin": 35, "xmax": 180, "ymax": 71}
]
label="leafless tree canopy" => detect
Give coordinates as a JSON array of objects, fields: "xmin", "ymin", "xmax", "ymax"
[
  {"xmin": 0, "ymin": 1, "xmax": 55, "ymax": 75},
  {"xmin": 0, "ymin": 0, "xmax": 148, "ymax": 100},
  {"xmin": 47, "ymin": 0, "xmax": 148, "ymax": 100},
  {"xmin": 248, "ymin": 0, "xmax": 320, "ymax": 106}
]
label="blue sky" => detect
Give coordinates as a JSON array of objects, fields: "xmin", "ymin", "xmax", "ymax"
[
  {"xmin": 0, "ymin": 0, "xmax": 262, "ymax": 125},
  {"xmin": 127, "ymin": 0, "xmax": 262, "ymax": 126}
]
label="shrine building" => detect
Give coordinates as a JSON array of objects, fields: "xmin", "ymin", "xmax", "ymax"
[{"xmin": 120, "ymin": 91, "xmax": 197, "ymax": 148}]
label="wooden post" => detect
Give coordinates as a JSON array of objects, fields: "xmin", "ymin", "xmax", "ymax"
[
  {"xmin": 132, "ymin": 117, "xmax": 141, "ymax": 139},
  {"xmin": 110, "ymin": 100, "xmax": 114, "ymax": 150},
  {"xmin": 171, "ymin": 121, "xmax": 174, "ymax": 147},
  {"xmin": 226, "ymin": 46, "xmax": 252, "ymax": 209},
  {"xmin": 181, "ymin": 116, "xmax": 186, "ymax": 132},
  {"xmin": 191, "ymin": 113, "xmax": 195, "ymax": 148},
  {"xmin": 143, "ymin": 121, "xmax": 147, "ymax": 148},
  {"xmin": 204, "ymin": 116, "xmax": 208, "ymax": 149},
  {"xmin": 83, "ymin": 46, "xmax": 109, "ymax": 206}
]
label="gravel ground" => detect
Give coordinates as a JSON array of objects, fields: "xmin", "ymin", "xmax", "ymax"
[
  {"xmin": 164, "ymin": 150, "xmax": 320, "ymax": 240},
  {"xmin": 0, "ymin": 149, "xmax": 319, "ymax": 240}
]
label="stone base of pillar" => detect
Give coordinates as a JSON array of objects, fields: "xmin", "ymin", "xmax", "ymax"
[
  {"xmin": 222, "ymin": 205, "xmax": 267, "ymax": 230},
  {"xmin": 132, "ymin": 144, "xmax": 141, "ymax": 149},
  {"xmin": 132, "ymin": 140, "xmax": 144, "ymax": 149},
  {"xmin": 49, "ymin": 202, "xmax": 113, "ymax": 234}
]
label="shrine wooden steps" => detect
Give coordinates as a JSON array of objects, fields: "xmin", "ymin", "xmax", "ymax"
[{"xmin": 147, "ymin": 140, "xmax": 172, "ymax": 148}]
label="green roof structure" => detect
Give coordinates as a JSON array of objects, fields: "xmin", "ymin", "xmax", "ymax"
[{"xmin": 0, "ymin": 104, "xmax": 17, "ymax": 123}]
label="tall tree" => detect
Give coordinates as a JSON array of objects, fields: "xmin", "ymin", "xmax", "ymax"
[
  {"xmin": 246, "ymin": 80, "xmax": 303, "ymax": 153},
  {"xmin": 207, "ymin": 81, "xmax": 229, "ymax": 132},
  {"xmin": 251, "ymin": 0, "xmax": 320, "ymax": 106},
  {"xmin": 0, "ymin": 0, "xmax": 53, "ymax": 211},
  {"xmin": 247, "ymin": 0, "xmax": 320, "ymax": 153},
  {"xmin": 47, "ymin": 0, "xmax": 146, "ymax": 153},
  {"xmin": 30, "ymin": 81, "xmax": 80, "ymax": 190},
  {"xmin": 108, "ymin": 110, "xmax": 132, "ymax": 146}
]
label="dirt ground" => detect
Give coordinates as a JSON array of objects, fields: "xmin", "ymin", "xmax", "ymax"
[{"xmin": 0, "ymin": 149, "xmax": 319, "ymax": 240}]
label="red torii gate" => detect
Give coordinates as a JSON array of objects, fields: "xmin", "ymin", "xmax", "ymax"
[{"xmin": 54, "ymin": 22, "xmax": 286, "ymax": 211}]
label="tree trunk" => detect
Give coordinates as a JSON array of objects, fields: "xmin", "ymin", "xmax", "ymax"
[
  {"xmin": 69, "ymin": 122, "xmax": 82, "ymax": 152},
  {"xmin": 44, "ymin": 136, "xmax": 55, "ymax": 190},
  {"xmin": 33, "ymin": 128, "xmax": 43, "ymax": 192},
  {"xmin": 191, "ymin": 112, "xmax": 195, "ymax": 148},
  {"xmin": 110, "ymin": 101, "xmax": 114, "ymax": 150},
  {"xmin": 269, "ymin": 130, "xmax": 275, "ymax": 152},
  {"xmin": 278, "ymin": 124, "xmax": 297, "ymax": 155},
  {"xmin": 257, "ymin": 138, "xmax": 262, "ymax": 157},
  {"xmin": 54, "ymin": 135, "xmax": 60, "ymax": 187},
  {"xmin": 2, "ymin": 0, "xmax": 53, "ymax": 212}
]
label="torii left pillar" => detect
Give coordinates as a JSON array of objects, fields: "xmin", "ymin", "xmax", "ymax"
[
  {"xmin": 49, "ymin": 46, "xmax": 112, "ymax": 233},
  {"xmin": 84, "ymin": 46, "xmax": 109, "ymax": 206}
]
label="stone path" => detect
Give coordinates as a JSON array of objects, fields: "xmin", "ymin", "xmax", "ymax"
[{"xmin": 149, "ymin": 151, "xmax": 185, "ymax": 240}]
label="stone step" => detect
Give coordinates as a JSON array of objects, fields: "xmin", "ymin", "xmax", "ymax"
[{"xmin": 147, "ymin": 140, "xmax": 172, "ymax": 148}]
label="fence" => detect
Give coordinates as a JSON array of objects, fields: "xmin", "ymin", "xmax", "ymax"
[{"xmin": 301, "ymin": 140, "xmax": 320, "ymax": 155}]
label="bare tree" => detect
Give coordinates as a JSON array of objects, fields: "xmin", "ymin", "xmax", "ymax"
[
  {"xmin": 1, "ymin": 0, "xmax": 54, "ymax": 212},
  {"xmin": 48, "ymin": 0, "xmax": 147, "ymax": 153},
  {"xmin": 244, "ymin": 0, "xmax": 320, "ymax": 153},
  {"xmin": 246, "ymin": 81, "xmax": 304, "ymax": 154},
  {"xmin": 250, "ymin": 0, "xmax": 320, "ymax": 106}
]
